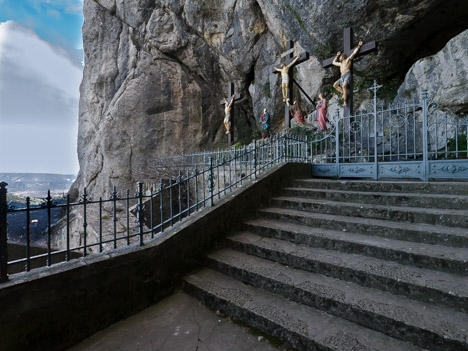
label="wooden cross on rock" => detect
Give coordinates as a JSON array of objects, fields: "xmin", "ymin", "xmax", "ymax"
[
  {"xmin": 273, "ymin": 40, "xmax": 310, "ymax": 129},
  {"xmin": 220, "ymin": 82, "xmax": 241, "ymax": 145},
  {"xmin": 323, "ymin": 27, "xmax": 376, "ymax": 118}
]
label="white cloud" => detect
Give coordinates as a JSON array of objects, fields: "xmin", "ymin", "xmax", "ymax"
[
  {"xmin": 26, "ymin": 0, "xmax": 83, "ymax": 14},
  {"xmin": 47, "ymin": 9, "xmax": 62, "ymax": 19},
  {"xmin": 0, "ymin": 21, "xmax": 82, "ymax": 174}
]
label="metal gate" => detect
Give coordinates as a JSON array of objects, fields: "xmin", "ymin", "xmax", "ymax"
[{"xmin": 311, "ymin": 82, "xmax": 468, "ymax": 180}]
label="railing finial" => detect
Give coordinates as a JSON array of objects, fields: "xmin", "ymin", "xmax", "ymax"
[
  {"xmin": 368, "ymin": 80, "xmax": 382, "ymax": 98},
  {"xmin": 421, "ymin": 89, "xmax": 428, "ymax": 100}
]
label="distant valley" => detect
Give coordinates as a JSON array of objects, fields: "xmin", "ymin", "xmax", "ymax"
[
  {"xmin": 1, "ymin": 173, "xmax": 76, "ymax": 246},
  {"xmin": 0, "ymin": 173, "xmax": 76, "ymax": 208}
]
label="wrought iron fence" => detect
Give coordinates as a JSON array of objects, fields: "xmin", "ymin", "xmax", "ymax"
[
  {"xmin": 2, "ymin": 82, "xmax": 466, "ymax": 282},
  {"xmin": 0, "ymin": 133, "xmax": 309, "ymax": 281},
  {"xmin": 311, "ymin": 81, "xmax": 468, "ymax": 180}
]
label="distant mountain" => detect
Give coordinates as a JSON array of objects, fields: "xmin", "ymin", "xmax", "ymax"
[{"xmin": 0, "ymin": 173, "xmax": 76, "ymax": 197}]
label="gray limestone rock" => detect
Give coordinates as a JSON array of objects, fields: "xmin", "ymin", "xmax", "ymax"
[
  {"xmin": 395, "ymin": 29, "xmax": 468, "ymax": 151},
  {"xmin": 73, "ymin": 0, "xmax": 468, "ymax": 198},
  {"xmin": 396, "ymin": 29, "xmax": 468, "ymax": 114}
]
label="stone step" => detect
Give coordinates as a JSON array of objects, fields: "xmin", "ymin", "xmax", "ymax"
[
  {"xmin": 206, "ymin": 248, "xmax": 468, "ymax": 351},
  {"xmin": 226, "ymin": 232, "xmax": 468, "ymax": 312},
  {"xmin": 259, "ymin": 207, "xmax": 468, "ymax": 248},
  {"xmin": 244, "ymin": 218, "xmax": 468, "ymax": 275},
  {"xmin": 271, "ymin": 196, "xmax": 468, "ymax": 228},
  {"xmin": 282, "ymin": 187, "xmax": 468, "ymax": 210},
  {"xmin": 183, "ymin": 269, "xmax": 424, "ymax": 351},
  {"xmin": 292, "ymin": 178, "xmax": 468, "ymax": 195}
]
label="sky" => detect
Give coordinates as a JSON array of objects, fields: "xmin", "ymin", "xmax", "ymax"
[{"xmin": 0, "ymin": 0, "xmax": 84, "ymax": 175}]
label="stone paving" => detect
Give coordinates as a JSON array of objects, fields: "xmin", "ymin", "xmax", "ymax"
[{"xmin": 68, "ymin": 291, "xmax": 282, "ymax": 351}]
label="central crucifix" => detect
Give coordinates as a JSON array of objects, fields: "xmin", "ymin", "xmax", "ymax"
[
  {"xmin": 322, "ymin": 27, "xmax": 376, "ymax": 118},
  {"xmin": 220, "ymin": 82, "xmax": 241, "ymax": 145},
  {"xmin": 273, "ymin": 40, "xmax": 310, "ymax": 129}
]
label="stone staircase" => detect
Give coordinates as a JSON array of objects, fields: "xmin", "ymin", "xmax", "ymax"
[{"xmin": 183, "ymin": 178, "xmax": 468, "ymax": 351}]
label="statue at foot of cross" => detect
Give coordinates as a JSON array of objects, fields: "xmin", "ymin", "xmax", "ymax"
[{"xmin": 332, "ymin": 41, "xmax": 363, "ymax": 106}]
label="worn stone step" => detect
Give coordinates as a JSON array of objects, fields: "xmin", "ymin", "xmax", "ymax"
[
  {"xmin": 183, "ymin": 269, "xmax": 423, "ymax": 351},
  {"xmin": 207, "ymin": 248, "xmax": 468, "ymax": 351},
  {"xmin": 226, "ymin": 232, "xmax": 468, "ymax": 312},
  {"xmin": 291, "ymin": 178, "xmax": 468, "ymax": 195},
  {"xmin": 259, "ymin": 207, "xmax": 468, "ymax": 248},
  {"xmin": 271, "ymin": 196, "xmax": 468, "ymax": 228},
  {"xmin": 244, "ymin": 218, "xmax": 468, "ymax": 275},
  {"xmin": 282, "ymin": 187, "xmax": 468, "ymax": 210}
]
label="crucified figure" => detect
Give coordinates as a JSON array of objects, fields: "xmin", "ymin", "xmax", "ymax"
[
  {"xmin": 332, "ymin": 41, "xmax": 363, "ymax": 106},
  {"xmin": 223, "ymin": 94, "xmax": 235, "ymax": 134},
  {"xmin": 275, "ymin": 54, "xmax": 301, "ymax": 104}
]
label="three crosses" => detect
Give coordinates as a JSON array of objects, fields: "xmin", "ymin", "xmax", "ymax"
[{"xmin": 221, "ymin": 27, "xmax": 376, "ymax": 143}]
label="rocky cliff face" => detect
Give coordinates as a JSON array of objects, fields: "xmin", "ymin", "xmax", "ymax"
[
  {"xmin": 396, "ymin": 29, "xmax": 468, "ymax": 115},
  {"xmin": 73, "ymin": 0, "xmax": 468, "ymax": 197}
]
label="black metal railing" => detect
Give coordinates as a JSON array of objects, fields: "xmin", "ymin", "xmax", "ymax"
[{"xmin": 0, "ymin": 132, "xmax": 310, "ymax": 281}]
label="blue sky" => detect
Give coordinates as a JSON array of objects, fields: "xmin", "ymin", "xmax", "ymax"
[
  {"xmin": 0, "ymin": 0, "xmax": 83, "ymax": 174},
  {"xmin": 0, "ymin": 0, "xmax": 83, "ymax": 50}
]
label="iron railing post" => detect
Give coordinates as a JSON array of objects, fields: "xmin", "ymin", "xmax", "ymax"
[
  {"xmin": 66, "ymin": 194, "xmax": 70, "ymax": 260},
  {"xmin": 283, "ymin": 131, "xmax": 287, "ymax": 162},
  {"xmin": 126, "ymin": 189, "xmax": 130, "ymax": 245},
  {"xmin": 159, "ymin": 179, "xmax": 164, "ymax": 233},
  {"xmin": 112, "ymin": 186, "xmax": 118, "ymax": 249},
  {"xmin": 177, "ymin": 172, "xmax": 182, "ymax": 220},
  {"xmin": 422, "ymin": 89, "xmax": 429, "ymax": 181},
  {"xmin": 82, "ymin": 188, "xmax": 88, "ymax": 257},
  {"xmin": 254, "ymin": 139, "xmax": 258, "ymax": 179},
  {"xmin": 369, "ymin": 81, "xmax": 382, "ymax": 180},
  {"xmin": 374, "ymin": 90, "xmax": 378, "ymax": 179},
  {"xmin": 98, "ymin": 196, "xmax": 103, "ymax": 253},
  {"xmin": 335, "ymin": 109, "xmax": 340, "ymax": 177},
  {"xmin": 26, "ymin": 197, "xmax": 31, "ymax": 271},
  {"xmin": 0, "ymin": 182, "xmax": 8, "ymax": 282},
  {"xmin": 209, "ymin": 157, "xmax": 214, "ymax": 206},
  {"xmin": 47, "ymin": 190, "xmax": 52, "ymax": 264},
  {"xmin": 137, "ymin": 182, "xmax": 144, "ymax": 246}
]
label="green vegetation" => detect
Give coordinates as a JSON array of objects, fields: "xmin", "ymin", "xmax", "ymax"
[
  {"xmin": 262, "ymin": 81, "xmax": 272, "ymax": 98},
  {"xmin": 251, "ymin": 129, "xmax": 262, "ymax": 140},
  {"xmin": 315, "ymin": 41, "xmax": 336, "ymax": 61},
  {"xmin": 7, "ymin": 194, "xmax": 43, "ymax": 208},
  {"xmin": 285, "ymin": 5, "xmax": 307, "ymax": 32},
  {"xmin": 353, "ymin": 70, "xmax": 404, "ymax": 103},
  {"xmin": 448, "ymin": 135, "xmax": 468, "ymax": 154},
  {"xmin": 289, "ymin": 126, "xmax": 326, "ymax": 140}
]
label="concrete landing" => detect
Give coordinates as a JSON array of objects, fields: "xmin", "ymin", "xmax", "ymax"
[{"xmin": 68, "ymin": 291, "xmax": 282, "ymax": 351}]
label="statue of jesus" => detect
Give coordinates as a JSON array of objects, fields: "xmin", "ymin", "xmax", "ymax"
[
  {"xmin": 332, "ymin": 41, "xmax": 363, "ymax": 106},
  {"xmin": 275, "ymin": 55, "xmax": 301, "ymax": 104},
  {"xmin": 224, "ymin": 94, "xmax": 235, "ymax": 134}
]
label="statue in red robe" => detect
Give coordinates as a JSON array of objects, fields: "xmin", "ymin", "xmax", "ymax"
[
  {"xmin": 316, "ymin": 93, "xmax": 328, "ymax": 131},
  {"xmin": 290, "ymin": 100, "xmax": 306, "ymax": 124}
]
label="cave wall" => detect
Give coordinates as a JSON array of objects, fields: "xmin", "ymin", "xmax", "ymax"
[{"xmin": 73, "ymin": 0, "xmax": 468, "ymax": 197}]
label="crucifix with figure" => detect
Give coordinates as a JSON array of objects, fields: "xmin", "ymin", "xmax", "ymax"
[
  {"xmin": 322, "ymin": 27, "xmax": 376, "ymax": 118},
  {"xmin": 220, "ymin": 82, "xmax": 241, "ymax": 145},
  {"xmin": 273, "ymin": 40, "xmax": 310, "ymax": 129}
]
